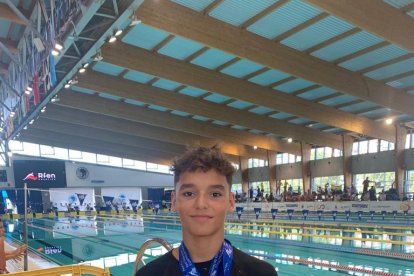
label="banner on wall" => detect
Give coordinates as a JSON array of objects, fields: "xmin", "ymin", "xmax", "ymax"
[
  {"xmin": 235, "ymin": 201, "xmax": 414, "ymax": 214},
  {"xmin": 49, "ymin": 188, "xmax": 94, "ymax": 211},
  {"xmin": 13, "ymin": 160, "xmax": 66, "ymax": 188}
]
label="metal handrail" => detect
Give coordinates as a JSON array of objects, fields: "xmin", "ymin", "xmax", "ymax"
[{"xmin": 133, "ymin": 238, "xmax": 173, "ymax": 275}]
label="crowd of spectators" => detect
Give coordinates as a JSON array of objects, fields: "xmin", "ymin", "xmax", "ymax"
[{"xmin": 235, "ymin": 178, "xmax": 405, "ymax": 203}]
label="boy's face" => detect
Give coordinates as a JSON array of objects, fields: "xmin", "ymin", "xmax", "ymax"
[{"xmin": 172, "ymin": 169, "xmax": 235, "ymax": 239}]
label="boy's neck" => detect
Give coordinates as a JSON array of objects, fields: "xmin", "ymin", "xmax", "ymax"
[{"xmin": 179, "ymin": 232, "xmax": 225, "ymax": 263}]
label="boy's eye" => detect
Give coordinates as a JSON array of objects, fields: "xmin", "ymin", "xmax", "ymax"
[
  {"xmin": 182, "ymin": 191, "xmax": 194, "ymax": 197},
  {"xmin": 211, "ymin": 192, "xmax": 222, "ymax": 198}
]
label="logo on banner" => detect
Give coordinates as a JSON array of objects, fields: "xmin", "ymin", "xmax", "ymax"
[
  {"xmin": 76, "ymin": 167, "xmax": 89, "ymax": 180},
  {"xmin": 23, "ymin": 172, "xmax": 38, "ymax": 181},
  {"xmin": 130, "ymin": 199, "xmax": 139, "ymax": 208},
  {"xmin": 400, "ymin": 202, "xmax": 411, "ymax": 212},
  {"xmin": 68, "ymin": 195, "xmax": 77, "ymax": 204},
  {"xmin": 317, "ymin": 204, "xmax": 325, "ymax": 210},
  {"xmin": 45, "ymin": 246, "xmax": 62, "ymax": 255},
  {"xmin": 23, "ymin": 172, "xmax": 56, "ymax": 181},
  {"xmin": 76, "ymin": 193, "xmax": 87, "ymax": 206}
]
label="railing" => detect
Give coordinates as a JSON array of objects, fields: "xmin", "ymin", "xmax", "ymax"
[
  {"xmin": 133, "ymin": 238, "xmax": 173, "ymax": 275},
  {"xmin": 8, "ymin": 265, "xmax": 110, "ymax": 276}
]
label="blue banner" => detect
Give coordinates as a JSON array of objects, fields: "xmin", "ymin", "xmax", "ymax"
[
  {"xmin": 369, "ymin": 210, "xmax": 375, "ymax": 220},
  {"xmin": 236, "ymin": 206, "xmax": 243, "ymax": 220},
  {"xmin": 345, "ymin": 210, "xmax": 351, "ymax": 221},
  {"xmin": 392, "ymin": 210, "xmax": 397, "ymax": 218},
  {"xmin": 254, "ymin": 208, "xmax": 261, "ymax": 220},
  {"xmin": 102, "ymin": 196, "xmax": 114, "ymax": 211},
  {"xmin": 302, "ymin": 210, "xmax": 309, "ymax": 220},
  {"xmin": 271, "ymin": 208, "xmax": 278, "ymax": 220},
  {"xmin": 381, "ymin": 210, "xmax": 386, "ymax": 220},
  {"xmin": 317, "ymin": 210, "xmax": 323, "ymax": 221}
]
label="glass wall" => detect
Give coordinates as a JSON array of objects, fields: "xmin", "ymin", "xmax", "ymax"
[
  {"xmin": 353, "ymin": 139, "xmax": 394, "ymax": 155},
  {"xmin": 276, "ymin": 153, "xmax": 301, "ymax": 164},
  {"xmin": 249, "ymin": 181, "xmax": 270, "ymax": 197},
  {"xmin": 278, "ymin": 178, "xmax": 303, "ymax": 194},
  {"xmin": 248, "ymin": 158, "xmax": 268, "ymax": 168},
  {"xmin": 310, "ymin": 147, "xmax": 342, "ymax": 160},
  {"xmin": 354, "ymin": 172, "xmax": 395, "ymax": 194},
  {"xmin": 7, "ymin": 140, "xmax": 172, "ymax": 174},
  {"xmin": 312, "ymin": 175, "xmax": 344, "ymax": 192},
  {"xmin": 407, "ymin": 171, "xmax": 414, "ymax": 196}
]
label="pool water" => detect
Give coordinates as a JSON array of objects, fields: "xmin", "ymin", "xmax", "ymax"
[{"xmin": 4, "ymin": 213, "xmax": 414, "ymax": 276}]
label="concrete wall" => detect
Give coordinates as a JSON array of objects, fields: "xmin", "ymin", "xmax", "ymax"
[
  {"xmin": 248, "ymin": 167, "xmax": 269, "ymax": 182},
  {"xmin": 311, "ymin": 157, "xmax": 343, "ymax": 177},
  {"xmin": 276, "ymin": 163, "xmax": 302, "ymax": 180},
  {"xmin": 352, "ymin": 151, "xmax": 395, "ymax": 174}
]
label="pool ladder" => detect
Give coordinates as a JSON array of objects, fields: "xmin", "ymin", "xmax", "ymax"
[{"xmin": 133, "ymin": 238, "xmax": 173, "ymax": 275}]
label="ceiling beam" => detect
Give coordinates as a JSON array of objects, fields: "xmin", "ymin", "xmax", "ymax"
[
  {"xmin": 136, "ymin": 0, "xmax": 414, "ymax": 118},
  {"xmin": 19, "ymin": 131, "xmax": 174, "ymax": 165},
  {"xmin": 240, "ymin": 0, "xmax": 289, "ymax": 29},
  {"xmin": 76, "ymin": 70, "xmax": 343, "ymax": 148},
  {"xmin": 0, "ymin": 38, "xmax": 17, "ymax": 54},
  {"xmin": 305, "ymin": 0, "xmax": 414, "ymax": 53},
  {"xmin": 38, "ymin": 107, "xmax": 272, "ymax": 158},
  {"xmin": 101, "ymin": 44, "xmax": 394, "ymax": 142},
  {"xmin": 55, "ymin": 90, "xmax": 302, "ymax": 155},
  {"xmin": 30, "ymin": 118, "xmax": 185, "ymax": 155},
  {"xmin": 0, "ymin": 3, "xmax": 25, "ymax": 24}
]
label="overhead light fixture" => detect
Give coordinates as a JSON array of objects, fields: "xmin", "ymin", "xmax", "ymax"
[
  {"xmin": 55, "ymin": 42, "xmax": 64, "ymax": 51},
  {"xmin": 0, "ymin": 127, "xmax": 3, "ymax": 132},
  {"xmin": 253, "ymin": 145, "xmax": 258, "ymax": 150},
  {"xmin": 385, "ymin": 118, "xmax": 393, "ymax": 125},
  {"xmin": 41, "ymin": 107, "xmax": 46, "ymax": 113},
  {"xmin": 115, "ymin": 29, "xmax": 123, "ymax": 37},
  {"xmin": 51, "ymin": 97, "xmax": 59, "ymax": 103},
  {"xmin": 108, "ymin": 36, "xmax": 117, "ymax": 43},
  {"xmin": 79, "ymin": 67, "xmax": 86, "ymax": 73},
  {"xmin": 51, "ymin": 49, "xmax": 60, "ymax": 56},
  {"xmin": 129, "ymin": 13, "xmax": 141, "ymax": 26},
  {"xmin": 309, "ymin": 124, "xmax": 313, "ymax": 127},
  {"xmin": 64, "ymin": 83, "xmax": 71, "ymax": 89},
  {"xmin": 83, "ymin": 63, "xmax": 89, "ymax": 68},
  {"xmin": 26, "ymin": 86, "xmax": 32, "ymax": 91},
  {"xmin": 10, "ymin": 111, "xmax": 15, "ymax": 118},
  {"xmin": 287, "ymin": 137, "xmax": 293, "ymax": 143},
  {"xmin": 24, "ymin": 90, "xmax": 31, "ymax": 95},
  {"xmin": 29, "ymin": 119, "xmax": 34, "ymax": 125},
  {"xmin": 7, "ymin": 151, "xmax": 13, "ymax": 157},
  {"xmin": 23, "ymin": 126, "xmax": 27, "ymax": 130}
]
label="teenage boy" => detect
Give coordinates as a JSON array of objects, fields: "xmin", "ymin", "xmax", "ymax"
[{"xmin": 136, "ymin": 146, "xmax": 277, "ymax": 276}]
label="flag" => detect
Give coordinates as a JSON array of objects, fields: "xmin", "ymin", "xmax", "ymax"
[
  {"xmin": 236, "ymin": 206, "xmax": 243, "ymax": 220},
  {"xmin": 76, "ymin": 193, "xmax": 87, "ymax": 206},
  {"xmin": 254, "ymin": 207, "xmax": 261, "ymax": 220}
]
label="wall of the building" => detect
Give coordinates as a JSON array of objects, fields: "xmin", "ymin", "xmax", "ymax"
[
  {"xmin": 351, "ymin": 151, "xmax": 395, "ymax": 174},
  {"xmin": 311, "ymin": 157, "xmax": 343, "ymax": 177},
  {"xmin": 276, "ymin": 163, "xmax": 302, "ymax": 180}
]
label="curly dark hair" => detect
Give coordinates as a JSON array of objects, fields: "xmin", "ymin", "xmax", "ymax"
[{"xmin": 171, "ymin": 146, "xmax": 235, "ymax": 187}]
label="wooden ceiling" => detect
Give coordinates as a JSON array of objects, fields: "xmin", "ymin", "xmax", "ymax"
[{"xmin": 11, "ymin": 0, "xmax": 414, "ymax": 165}]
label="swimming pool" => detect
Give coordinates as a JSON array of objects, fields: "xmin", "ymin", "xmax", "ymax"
[{"xmin": 4, "ymin": 213, "xmax": 414, "ymax": 275}]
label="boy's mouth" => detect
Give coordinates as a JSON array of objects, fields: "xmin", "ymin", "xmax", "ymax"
[{"xmin": 190, "ymin": 215, "xmax": 213, "ymax": 221}]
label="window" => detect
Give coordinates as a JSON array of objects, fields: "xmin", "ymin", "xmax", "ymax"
[
  {"xmin": 406, "ymin": 171, "xmax": 414, "ymax": 195},
  {"xmin": 250, "ymin": 181, "xmax": 270, "ymax": 196},
  {"xmin": 359, "ymin": 141, "xmax": 368, "ymax": 154},
  {"xmin": 406, "ymin": 132, "xmax": 414, "ymax": 149},
  {"xmin": 231, "ymin": 183, "xmax": 242, "ymax": 194},
  {"xmin": 248, "ymin": 158, "xmax": 268, "ymax": 168},
  {"xmin": 279, "ymin": 179, "xmax": 303, "ymax": 194},
  {"xmin": 277, "ymin": 153, "xmax": 301, "ymax": 164},
  {"xmin": 354, "ymin": 172, "xmax": 395, "ymax": 194},
  {"xmin": 312, "ymin": 175, "xmax": 344, "ymax": 192},
  {"xmin": 368, "ymin": 139, "xmax": 378, "ymax": 153},
  {"xmin": 333, "ymin": 149, "xmax": 342, "ymax": 157},
  {"xmin": 380, "ymin": 140, "xmax": 395, "ymax": 151},
  {"xmin": 7, "ymin": 139, "xmax": 171, "ymax": 175},
  {"xmin": 310, "ymin": 148, "xmax": 316, "ymax": 160}
]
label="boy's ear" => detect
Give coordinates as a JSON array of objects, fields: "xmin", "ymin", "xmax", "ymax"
[
  {"xmin": 228, "ymin": 192, "xmax": 235, "ymax": 212},
  {"xmin": 171, "ymin": 191, "xmax": 177, "ymax": 212}
]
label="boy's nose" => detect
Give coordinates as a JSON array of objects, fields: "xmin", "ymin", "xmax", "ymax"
[{"xmin": 195, "ymin": 194, "xmax": 208, "ymax": 209}]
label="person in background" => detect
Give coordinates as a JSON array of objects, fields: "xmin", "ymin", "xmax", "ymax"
[{"xmin": 136, "ymin": 146, "xmax": 276, "ymax": 276}]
